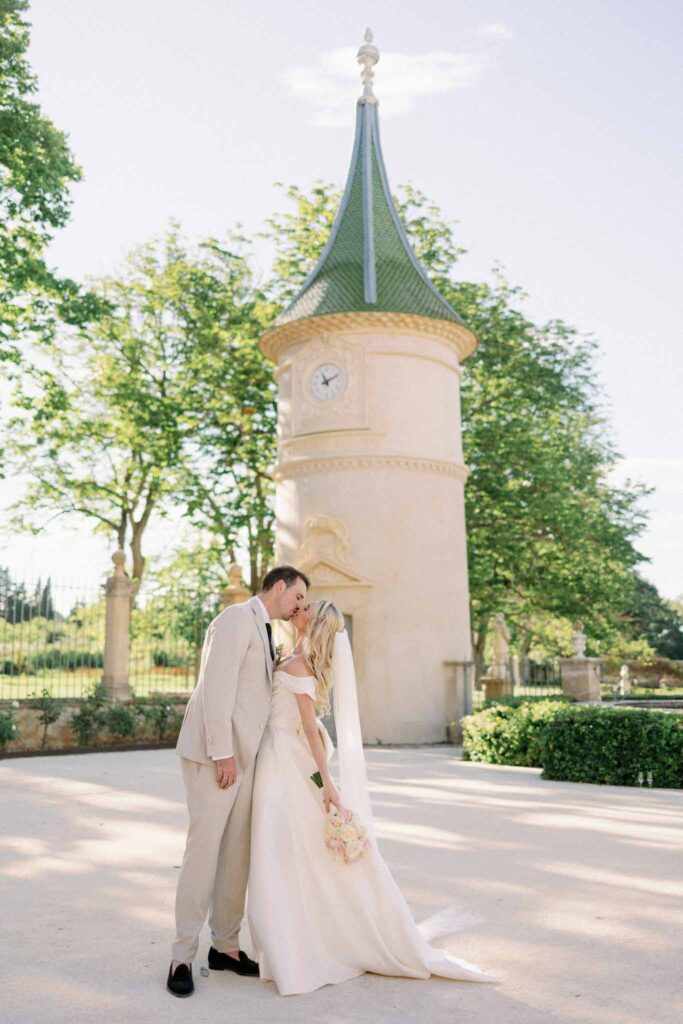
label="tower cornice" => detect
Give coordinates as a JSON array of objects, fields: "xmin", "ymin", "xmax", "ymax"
[{"xmin": 260, "ymin": 310, "xmax": 477, "ymax": 363}]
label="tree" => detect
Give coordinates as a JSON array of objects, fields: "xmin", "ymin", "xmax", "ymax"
[
  {"xmin": 0, "ymin": 565, "xmax": 54, "ymax": 621},
  {"xmin": 263, "ymin": 182, "xmax": 650, "ymax": 655},
  {"xmin": 0, "ymin": 0, "xmax": 95, "ymax": 368},
  {"xmin": 8, "ymin": 226, "xmax": 275, "ymax": 584},
  {"xmin": 625, "ymin": 576, "xmax": 683, "ymax": 660}
]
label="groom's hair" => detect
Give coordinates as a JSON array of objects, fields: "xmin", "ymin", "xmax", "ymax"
[{"xmin": 261, "ymin": 565, "xmax": 310, "ymax": 592}]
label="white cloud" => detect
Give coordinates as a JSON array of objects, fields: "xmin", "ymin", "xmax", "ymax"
[{"xmin": 284, "ymin": 25, "xmax": 513, "ymax": 127}]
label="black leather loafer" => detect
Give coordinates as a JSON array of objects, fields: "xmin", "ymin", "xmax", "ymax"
[
  {"xmin": 167, "ymin": 962, "xmax": 194, "ymax": 997},
  {"xmin": 208, "ymin": 947, "xmax": 259, "ymax": 976}
]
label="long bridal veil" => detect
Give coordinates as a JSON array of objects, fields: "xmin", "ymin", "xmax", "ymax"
[
  {"xmin": 330, "ymin": 628, "xmax": 489, "ymax": 946},
  {"xmin": 331, "ymin": 629, "xmax": 377, "ymax": 845}
]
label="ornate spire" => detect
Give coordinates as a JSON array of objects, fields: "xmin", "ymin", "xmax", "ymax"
[
  {"xmin": 267, "ymin": 30, "xmax": 473, "ymax": 353},
  {"xmin": 357, "ymin": 27, "xmax": 379, "ymax": 103}
]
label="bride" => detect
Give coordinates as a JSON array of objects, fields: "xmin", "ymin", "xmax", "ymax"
[{"xmin": 247, "ymin": 599, "xmax": 496, "ymax": 996}]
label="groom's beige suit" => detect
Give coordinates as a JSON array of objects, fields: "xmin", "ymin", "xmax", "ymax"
[{"xmin": 172, "ymin": 596, "xmax": 273, "ymax": 963}]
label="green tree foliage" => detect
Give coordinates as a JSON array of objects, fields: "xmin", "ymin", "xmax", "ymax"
[
  {"xmin": 0, "ymin": 0, "xmax": 96, "ymax": 367},
  {"xmin": 262, "ymin": 182, "xmax": 650, "ymax": 655},
  {"xmin": 625, "ymin": 575, "xmax": 683, "ymax": 659},
  {"xmin": 7, "ymin": 226, "xmax": 275, "ymax": 584},
  {"xmin": 0, "ymin": 566, "xmax": 55, "ymax": 621}
]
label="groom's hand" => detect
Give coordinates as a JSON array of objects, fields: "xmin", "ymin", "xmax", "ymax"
[{"xmin": 215, "ymin": 756, "xmax": 237, "ymax": 789}]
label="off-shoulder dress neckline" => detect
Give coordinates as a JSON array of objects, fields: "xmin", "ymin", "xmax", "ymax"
[{"xmin": 274, "ymin": 668, "xmax": 316, "ymax": 681}]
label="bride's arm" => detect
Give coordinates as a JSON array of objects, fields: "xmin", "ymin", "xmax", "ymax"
[{"xmin": 295, "ymin": 693, "xmax": 342, "ymax": 813}]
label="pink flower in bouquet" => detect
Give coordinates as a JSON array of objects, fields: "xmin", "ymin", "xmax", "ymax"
[
  {"xmin": 324, "ymin": 807, "xmax": 371, "ymax": 864},
  {"xmin": 325, "ymin": 837, "xmax": 346, "ymax": 862}
]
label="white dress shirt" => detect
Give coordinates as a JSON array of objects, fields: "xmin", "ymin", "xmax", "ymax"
[{"xmin": 213, "ymin": 596, "xmax": 270, "ymax": 761}]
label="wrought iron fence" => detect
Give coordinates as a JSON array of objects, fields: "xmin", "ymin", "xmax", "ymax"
[
  {"xmin": 128, "ymin": 584, "xmax": 218, "ymax": 697},
  {"xmin": 0, "ymin": 572, "xmax": 217, "ymax": 701},
  {"xmin": 0, "ymin": 578, "xmax": 107, "ymax": 700},
  {"xmin": 469, "ymin": 656, "xmax": 564, "ymax": 710}
]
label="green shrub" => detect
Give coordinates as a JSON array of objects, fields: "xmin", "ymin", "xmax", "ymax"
[
  {"xmin": 30, "ymin": 689, "xmax": 67, "ymax": 748},
  {"xmin": 0, "ymin": 710, "xmax": 18, "ymax": 748},
  {"xmin": 70, "ymin": 686, "xmax": 107, "ymax": 746},
  {"xmin": 539, "ymin": 706, "xmax": 683, "ymax": 788},
  {"xmin": 104, "ymin": 701, "xmax": 137, "ymax": 740},
  {"xmin": 152, "ymin": 650, "xmax": 187, "ymax": 668},
  {"xmin": 137, "ymin": 697, "xmax": 183, "ymax": 741},
  {"xmin": 463, "ymin": 698, "xmax": 569, "ymax": 767},
  {"xmin": 28, "ymin": 650, "xmax": 104, "ymax": 672},
  {"xmin": 481, "ymin": 694, "xmax": 574, "ymax": 709}
]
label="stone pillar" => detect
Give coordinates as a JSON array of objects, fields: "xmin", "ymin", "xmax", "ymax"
[
  {"xmin": 221, "ymin": 564, "xmax": 250, "ymax": 610},
  {"xmin": 559, "ymin": 657, "xmax": 602, "ymax": 702},
  {"xmin": 102, "ymin": 550, "xmax": 137, "ymax": 700}
]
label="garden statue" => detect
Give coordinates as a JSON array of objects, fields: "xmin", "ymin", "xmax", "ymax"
[
  {"xmin": 491, "ymin": 613, "xmax": 511, "ymax": 664},
  {"xmin": 484, "ymin": 613, "xmax": 512, "ymax": 698},
  {"xmin": 619, "ymin": 664, "xmax": 631, "ymax": 696},
  {"xmin": 571, "ymin": 620, "xmax": 587, "ymax": 658}
]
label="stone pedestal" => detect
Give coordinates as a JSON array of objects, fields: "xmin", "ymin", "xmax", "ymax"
[
  {"xmin": 102, "ymin": 551, "xmax": 137, "ymax": 700},
  {"xmin": 484, "ymin": 676, "xmax": 513, "ymax": 701},
  {"xmin": 559, "ymin": 657, "xmax": 602, "ymax": 702},
  {"xmin": 221, "ymin": 564, "xmax": 250, "ymax": 609},
  {"xmin": 482, "ymin": 660, "xmax": 513, "ymax": 701}
]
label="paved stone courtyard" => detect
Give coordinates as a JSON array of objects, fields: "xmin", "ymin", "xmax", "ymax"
[{"xmin": 1, "ymin": 746, "xmax": 681, "ymax": 1024}]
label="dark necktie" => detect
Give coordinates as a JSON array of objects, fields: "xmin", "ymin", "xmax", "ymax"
[{"xmin": 265, "ymin": 621, "xmax": 275, "ymax": 661}]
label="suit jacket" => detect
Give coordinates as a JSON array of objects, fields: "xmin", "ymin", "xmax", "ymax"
[{"xmin": 175, "ymin": 596, "xmax": 273, "ymax": 771}]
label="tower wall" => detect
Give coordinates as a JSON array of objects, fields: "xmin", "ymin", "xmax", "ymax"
[{"xmin": 272, "ymin": 325, "xmax": 473, "ymax": 744}]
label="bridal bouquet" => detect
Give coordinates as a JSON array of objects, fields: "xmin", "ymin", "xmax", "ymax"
[
  {"xmin": 325, "ymin": 807, "xmax": 371, "ymax": 864},
  {"xmin": 311, "ymin": 770, "xmax": 371, "ymax": 864}
]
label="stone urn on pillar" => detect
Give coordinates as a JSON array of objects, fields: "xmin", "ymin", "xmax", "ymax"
[
  {"xmin": 559, "ymin": 620, "xmax": 602, "ymax": 702},
  {"xmin": 483, "ymin": 613, "xmax": 513, "ymax": 700},
  {"xmin": 221, "ymin": 565, "xmax": 250, "ymax": 610}
]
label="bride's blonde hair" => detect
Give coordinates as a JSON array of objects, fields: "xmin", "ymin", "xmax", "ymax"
[{"xmin": 302, "ymin": 600, "xmax": 345, "ymax": 716}]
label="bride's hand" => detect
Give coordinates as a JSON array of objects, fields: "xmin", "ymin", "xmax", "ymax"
[{"xmin": 322, "ymin": 780, "xmax": 342, "ymax": 814}]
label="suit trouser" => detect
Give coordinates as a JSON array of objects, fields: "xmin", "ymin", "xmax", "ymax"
[{"xmin": 172, "ymin": 755, "xmax": 256, "ymax": 963}]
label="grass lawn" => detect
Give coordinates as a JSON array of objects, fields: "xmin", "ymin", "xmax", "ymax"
[{"xmin": 0, "ymin": 668, "xmax": 196, "ymax": 700}]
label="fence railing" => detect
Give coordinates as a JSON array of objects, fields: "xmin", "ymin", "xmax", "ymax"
[
  {"xmin": 468, "ymin": 657, "xmax": 564, "ymax": 710},
  {"xmin": 0, "ymin": 560, "xmax": 222, "ymax": 701}
]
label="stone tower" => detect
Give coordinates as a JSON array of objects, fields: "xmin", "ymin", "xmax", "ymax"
[{"xmin": 260, "ymin": 30, "xmax": 477, "ymax": 743}]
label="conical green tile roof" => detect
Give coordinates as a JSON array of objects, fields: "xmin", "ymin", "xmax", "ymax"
[{"xmin": 275, "ymin": 44, "xmax": 465, "ymax": 330}]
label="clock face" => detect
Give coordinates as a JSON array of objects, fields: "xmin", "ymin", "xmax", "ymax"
[{"xmin": 310, "ymin": 362, "xmax": 345, "ymax": 401}]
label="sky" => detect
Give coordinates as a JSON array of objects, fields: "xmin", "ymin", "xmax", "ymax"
[{"xmin": 2, "ymin": 0, "xmax": 682, "ymax": 601}]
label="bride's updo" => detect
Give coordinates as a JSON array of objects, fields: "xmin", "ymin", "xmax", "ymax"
[{"xmin": 302, "ymin": 600, "xmax": 345, "ymax": 715}]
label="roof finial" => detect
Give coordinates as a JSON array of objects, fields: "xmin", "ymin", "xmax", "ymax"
[{"xmin": 357, "ymin": 27, "xmax": 380, "ymax": 104}]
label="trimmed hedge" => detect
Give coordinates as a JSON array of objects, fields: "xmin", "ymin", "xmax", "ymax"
[
  {"xmin": 540, "ymin": 705, "xmax": 683, "ymax": 788},
  {"xmin": 462, "ymin": 699, "xmax": 569, "ymax": 767},
  {"xmin": 462, "ymin": 700, "xmax": 683, "ymax": 789}
]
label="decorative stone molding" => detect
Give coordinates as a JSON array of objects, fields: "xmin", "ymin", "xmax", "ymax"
[
  {"xmin": 261, "ymin": 311, "xmax": 477, "ymax": 363},
  {"xmin": 280, "ymin": 429, "xmax": 385, "ymax": 458},
  {"xmin": 302, "ymin": 558, "xmax": 374, "ymax": 588},
  {"xmin": 298, "ymin": 516, "xmax": 373, "ymax": 589},
  {"xmin": 300, "ymin": 515, "xmax": 352, "ymax": 567},
  {"xmin": 275, "ymin": 453, "xmax": 469, "ymax": 482}
]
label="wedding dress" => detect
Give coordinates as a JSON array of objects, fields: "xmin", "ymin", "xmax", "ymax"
[{"xmin": 247, "ymin": 636, "xmax": 496, "ymax": 996}]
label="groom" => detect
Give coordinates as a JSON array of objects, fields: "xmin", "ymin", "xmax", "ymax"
[{"xmin": 167, "ymin": 565, "xmax": 309, "ymax": 997}]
